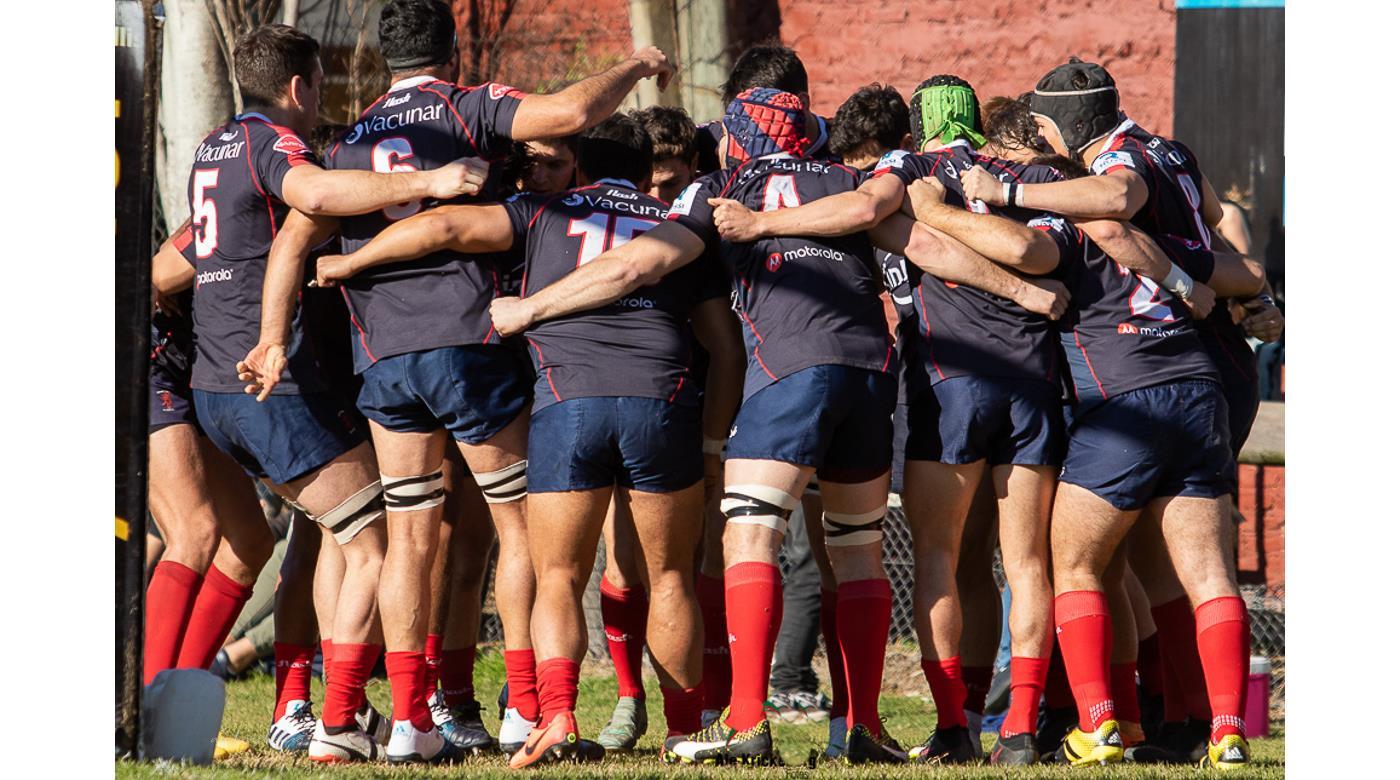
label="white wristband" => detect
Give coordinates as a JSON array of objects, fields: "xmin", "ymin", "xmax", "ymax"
[
  {"xmin": 1001, "ymin": 182, "xmax": 1012, "ymax": 206},
  {"xmin": 1162, "ymin": 262, "xmax": 1194, "ymax": 299}
]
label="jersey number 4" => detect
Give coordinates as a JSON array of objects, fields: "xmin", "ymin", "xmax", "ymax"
[
  {"xmin": 1119, "ymin": 265, "xmax": 1179, "ymax": 323},
  {"xmin": 567, "ymin": 213, "xmax": 659, "ymax": 266},
  {"xmin": 373, "ymin": 137, "xmax": 422, "ymax": 221},
  {"xmin": 762, "ymin": 174, "xmax": 802, "ymax": 212}
]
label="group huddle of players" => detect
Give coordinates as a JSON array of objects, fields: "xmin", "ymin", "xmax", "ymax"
[{"xmin": 142, "ymin": 0, "xmax": 1284, "ymax": 771}]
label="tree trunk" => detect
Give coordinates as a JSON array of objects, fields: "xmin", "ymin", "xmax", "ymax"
[{"xmin": 155, "ymin": 0, "xmax": 234, "ymax": 234}]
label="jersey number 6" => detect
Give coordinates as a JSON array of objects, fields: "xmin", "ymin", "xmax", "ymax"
[{"xmin": 372, "ymin": 137, "xmax": 422, "ymax": 221}]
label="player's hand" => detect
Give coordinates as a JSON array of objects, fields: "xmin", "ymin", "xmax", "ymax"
[
  {"xmin": 237, "ymin": 342, "xmax": 287, "ymax": 402},
  {"xmin": 1184, "ymin": 281, "xmax": 1216, "ymax": 320},
  {"xmin": 151, "ymin": 285, "xmax": 184, "ymax": 317},
  {"xmin": 490, "ymin": 296, "xmax": 534, "ymax": 337},
  {"xmin": 314, "ymin": 254, "xmax": 356, "ymax": 287},
  {"xmin": 1017, "ymin": 276, "xmax": 1070, "ymax": 320},
  {"xmin": 630, "ymin": 46, "xmax": 676, "ymax": 91},
  {"xmin": 429, "ymin": 157, "xmax": 490, "ymax": 199},
  {"xmin": 906, "ymin": 176, "xmax": 948, "ymax": 215},
  {"xmin": 709, "ymin": 198, "xmax": 763, "ymax": 242},
  {"xmin": 1239, "ymin": 297, "xmax": 1284, "ymax": 342},
  {"xmin": 960, "ymin": 165, "xmax": 1005, "ymax": 206}
]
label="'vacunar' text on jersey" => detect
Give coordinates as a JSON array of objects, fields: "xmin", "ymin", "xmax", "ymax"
[
  {"xmin": 667, "ymin": 155, "xmax": 893, "ymax": 399},
  {"xmin": 326, "ymin": 76, "xmax": 524, "ymax": 372}
]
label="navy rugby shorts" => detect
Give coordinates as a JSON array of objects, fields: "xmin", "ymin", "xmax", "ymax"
[
  {"xmin": 527, "ymin": 396, "xmax": 702, "ymax": 493},
  {"xmin": 193, "ymin": 390, "xmax": 365, "ymax": 485},
  {"xmin": 357, "ymin": 344, "xmax": 531, "ymax": 445},
  {"xmin": 905, "ymin": 375, "xmax": 1065, "ymax": 467}
]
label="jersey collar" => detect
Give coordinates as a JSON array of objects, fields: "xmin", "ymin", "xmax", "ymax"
[
  {"xmin": 388, "ymin": 74, "xmax": 440, "ymax": 92},
  {"xmin": 927, "ymin": 138, "xmax": 973, "ymax": 153},
  {"xmin": 1101, "ymin": 116, "xmax": 1136, "ymax": 150},
  {"xmin": 235, "ymin": 111, "xmax": 273, "ymax": 124},
  {"xmin": 804, "ymin": 115, "xmax": 829, "ymax": 158},
  {"xmin": 593, "ymin": 177, "xmax": 637, "ymax": 190}
]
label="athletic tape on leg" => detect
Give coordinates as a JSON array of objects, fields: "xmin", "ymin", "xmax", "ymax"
[
  {"xmin": 822, "ymin": 506, "xmax": 886, "ymax": 547},
  {"xmin": 475, "ymin": 460, "xmax": 527, "ymax": 504},
  {"xmin": 721, "ymin": 484, "xmax": 798, "ymax": 534},
  {"xmin": 314, "ymin": 481, "xmax": 385, "ymax": 545},
  {"xmin": 381, "ymin": 471, "xmax": 446, "ymax": 513}
]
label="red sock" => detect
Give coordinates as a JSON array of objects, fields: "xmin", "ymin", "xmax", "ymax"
[
  {"xmin": 273, "ymin": 643, "xmax": 317, "ymax": 721},
  {"xmin": 1044, "ymin": 643, "xmax": 1075, "ymax": 710},
  {"xmin": 535, "ymin": 657, "xmax": 580, "ymax": 723},
  {"xmin": 440, "ymin": 646, "xmax": 478, "ymax": 708},
  {"xmin": 921, "ymin": 657, "xmax": 968, "ymax": 729},
  {"xmin": 661, "ymin": 685, "xmax": 704, "ymax": 735},
  {"xmin": 1195, "ymin": 596, "xmax": 1249, "ymax": 742},
  {"xmin": 837, "ymin": 579, "xmax": 891, "ymax": 734},
  {"xmin": 723, "ymin": 562, "xmax": 783, "ymax": 732},
  {"xmin": 384, "ymin": 651, "xmax": 433, "ymax": 730},
  {"xmin": 143, "ymin": 561, "xmax": 202, "ymax": 685},
  {"xmin": 175, "ymin": 565, "xmax": 254, "ymax": 670},
  {"xmin": 1138, "ymin": 633, "xmax": 1164, "ymax": 699},
  {"xmin": 1054, "ymin": 590, "xmax": 1114, "ymax": 731},
  {"xmin": 962, "ymin": 665, "xmax": 994, "ymax": 716},
  {"xmin": 504, "ymin": 648, "xmax": 540, "ymax": 722},
  {"xmin": 600, "ymin": 576, "xmax": 649, "ymax": 700},
  {"xmin": 1152, "ymin": 596, "xmax": 1212, "ymax": 721},
  {"xmin": 325, "ymin": 643, "xmax": 379, "ymax": 728},
  {"xmin": 1002, "ymin": 656, "xmax": 1049, "ymax": 737},
  {"xmin": 423, "ymin": 633, "xmax": 444, "ymax": 697},
  {"xmin": 696, "ymin": 573, "xmax": 731, "ymax": 711},
  {"xmin": 1110, "ymin": 663, "xmax": 1141, "ymax": 724},
  {"xmin": 819, "ymin": 589, "xmax": 848, "ymax": 723}
]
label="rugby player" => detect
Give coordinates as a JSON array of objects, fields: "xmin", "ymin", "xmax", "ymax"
[
  {"xmin": 485, "ymin": 88, "xmax": 1069, "ymax": 766},
  {"xmin": 309, "ymin": 113, "xmax": 744, "ymax": 767},
  {"xmin": 175, "ymin": 21, "xmax": 502, "ymax": 763},
  {"xmin": 927, "ymin": 153, "xmax": 1257, "ymax": 770},
  {"xmin": 240, "ymin": 1, "xmax": 675, "ymax": 762},
  {"xmin": 962, "ymin": 60, "xmax": 1272, "ymax": 765},
  {"xmin": 637, "ymin": 105, "xmax": 700, "ymax": 202}
]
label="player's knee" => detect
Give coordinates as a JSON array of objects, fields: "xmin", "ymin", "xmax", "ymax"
[
  {"xmin": 313, "ymin": 481, "xmax": 386, "ymax": 546},
  {"xmin": 474, "ymin": 460, "xmax": 527, "ymax": 504},
  {"xmin": 721, "ymin": 484, "xmax": 798, "ymax": 537},
  {"xmin": 822, "ymin": 506, "xmax": 887, "ymax": 548}
]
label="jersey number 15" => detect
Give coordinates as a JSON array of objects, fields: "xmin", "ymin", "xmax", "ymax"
[{"xmin": 567, "ymin": 212, "xmax": 659, "ymax": 266}]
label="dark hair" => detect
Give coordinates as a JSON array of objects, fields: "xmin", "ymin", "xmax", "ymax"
[
  {"xmin": 579, "ymin": 114, "xmax": 652, "ymax": 186},
  {"xmin": 308, "ymin": 123, "xmax": 349, "ymax": 156},
  {"xmin": 909, "ymin": 74, "xmax": 982, "ymax": 142},
  {"xmin": 829, "ymin": 84, "xmax": 908, "ymax": 158},
  {"xmin": 1032, "ymin": 153, "xmax": 1090, "ymax": 180},
  {"xmin": 233, "ymin": 24, "xmax": 320, "ymax": 108},
  {"xmin": 981, "ymin": 95, "xmax": 1041, "ymax": 154},
  {"xmin": 633, "ymin": 106, "xmax": 696, "ymax": 162},
  {"xmin": 378, "ymin": 0, "xmax": 456, "ymax": 72},
  {"xmin": 722, "ymin": 45, "xmax": 808, "ymax": 105},
  {"xmin": 501, "ymin": 135, "xmax": 580, "ymax": 195}
]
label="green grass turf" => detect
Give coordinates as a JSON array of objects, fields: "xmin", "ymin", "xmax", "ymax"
[{"xmin": 117, "ymin": 651, "xmax": 1284, "ymax": 778}]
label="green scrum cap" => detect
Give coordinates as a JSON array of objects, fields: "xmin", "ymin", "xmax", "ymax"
[{"xmin": 909, "ymin": 75, "xmax": 986, "ymax": 150}]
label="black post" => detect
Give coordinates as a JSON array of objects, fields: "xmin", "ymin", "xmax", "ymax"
[{"xmin": 115, "ymin": 0, "xmax": 159, "ymax": 759}]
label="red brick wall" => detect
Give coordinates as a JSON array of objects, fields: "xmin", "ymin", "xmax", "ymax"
[
  {"xmin": 1236, "ymin": 464, "xmax": 1284, "ymax": 591},
  {"xmin": 465, "ymin": 1, "xmax": 1177, "ymax": 132}
]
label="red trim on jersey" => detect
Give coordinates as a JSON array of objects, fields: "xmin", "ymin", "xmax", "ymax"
[
  {"xmin": 239, "ymin": 121, "xmax": 279, "ymax": 239},
  {"xmin": 418, "ymin": 83, "xmax": 483, "ymax": 158},
  {"xmin": 172, "ymin": 224, "xmax": 194, "ymax": 252},
  {"xmin": 737, "ymin": 308, "xmax": 764, "ymax": 343},
  {"xmin": 973, "ymin": 154, "xmax": 1025, "ymax": 183},
  {"xmin": 880, "ymin": 344, "xmax": 893, "ymax": 373},
  {"xmin": 526, "ymin": 338, "xmax": 561, "ymax": 402},
  {"xmin": 342, "ymin": 287, "xmax": 378, "ymax": 363},
  {"xmin": 667, "ymin": 375, "xmax": 686, "ymax": 403},
  {"xmin": 752, "ymin": 347, "xmax": 778, "ymax": 380},
  {"xmin": 717, "ymin": 164, "xmax": 748, "ymax": 198},
  {"xmin": 915, "ymin": 285, "xmax": 945, "ymax": 381},
  {"xmin": 1072, "ymin": 329, "xmax": 1107, "ymax": 399}
]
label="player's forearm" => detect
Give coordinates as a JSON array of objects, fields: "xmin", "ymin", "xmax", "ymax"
[
  {"xmin": 294, "ymin": 169, "xmax": 442, "ymax": 217},
  {"xmin": 756, "ymin": 189, "xmax": 890, "ymax": 238},
  {"xmin": 513, "ymin": 59, "xmax": 650, "ymax": 140},
  {"xmin": 909, "ymin": 198, "xmax": 1055, "ymax": 272},
  {"xmin": 1206, "ymin": 249, "xmax": 1267, "ymax": 298},
  {"xmin": 701, "ymin": 351, "xmax": 744, "ymax": 442},
  {"xmin": 1077, "ymin": 219, "xmax": 1173, "ymax": 281},
  {"xmin": 260, "ymin": 214, "xmax": 327, "ymax": 345},
  {"xmin": 877, "ymin": 216, "xmax": 1033, "ymax": 302},
  {"xmin": 151, "ymin": 242, "xmax": 194, "ymax": 294},
  {"xmin": 342, "ymin": 211, "xmax": 462, "ymax": 277},
  {"xmin": 1021, "ymin": 175, "xmax": 1137, "ymax": 220}
]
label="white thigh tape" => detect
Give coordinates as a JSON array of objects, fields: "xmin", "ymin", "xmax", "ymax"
[
  {"xmin": 721, "ymin": 483, "xmax": 799, "ymax": 534},
  {"xmin": 314, "ymin": 481, "xmax": 385, "ymax": 545},
  {"xmin": 381, "ymin": 471, "xmax": 446, "ymax": 513},
  {"xmin": 476, "ymin": 460, "xmax": 527, "ymax": 504},
  {"xmin": 822, "ymin": 506, "xmax": 886, "ymax": 547}
]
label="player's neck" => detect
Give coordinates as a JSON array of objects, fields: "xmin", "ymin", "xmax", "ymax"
[
  {"xmin": 389, "ymin": 65, "xmax": 453, "ymax": 89},
  {"xmin": 1079, "ymin": 136, "xmax": 1110, "ymax": 166},
  {"xmin": 241, "ymin": 104, "xmax": 302, "ymax": 135}
]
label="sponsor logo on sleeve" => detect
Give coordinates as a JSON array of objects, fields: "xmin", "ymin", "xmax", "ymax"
[
  {"xmin": 487, "ymin": 83, "xmax": 523, "ymax": 100},
  {"xmin": 668, "ymin": 182, "xmax": 702, "ymax": 217},
  {"xmin": 1091, "ymin": 150, "xmax": 1134, "ymax": 175},
  {"xmin": 873, "ymin": 149, "xmax": 909, "ymax": 173},
  {"xmin": 274, "ymin": 134, "xmax": 310, "ymax": 157}
]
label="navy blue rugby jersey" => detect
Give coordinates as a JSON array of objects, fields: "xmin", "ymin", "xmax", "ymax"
[
  {"xmin": 152, "ymin": 224, "xmax": 198, "ymax": 385},
  {"xmin": 502, "ymin": 180, "xmax": 727, "ymax": 412},
  {"xmin": 1157, "ymin": 234, "xmax": 1258, "ymax": 389},
  {"xmin": 326, "ymin": 77, "xmax": 524, "ymax": 372},
  {"xmin": 1092, "ymin": 119, "xmax": 1215, "ymax": 248},
  {"xmin": 871, "ymin": 144, "xmax": 1063, "ymax": 387},
  {"xmin": 185, "ymin": 113, "xmax": 324, "ymax": 394},
  {"xmin": 667, "ymin": 155, "xmax": 893, "ymax": 400},
  {"xmin": 1035, "ymin": 216, "xmax": 1219, "ymax": 402}
]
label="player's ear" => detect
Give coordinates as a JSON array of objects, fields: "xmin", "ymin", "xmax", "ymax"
[{"xmin": 899, "ymin": 133, "xmax": 913, "ymax": 152}]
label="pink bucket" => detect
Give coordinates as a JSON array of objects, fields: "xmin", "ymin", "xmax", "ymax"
[{"xmin": 1244, "ymin": 655, "xmax": 1271, "ymax": 738}]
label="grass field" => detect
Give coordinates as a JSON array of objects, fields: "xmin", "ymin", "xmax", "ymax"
[{"xmin": 117, "ymin": 652, "xmax": 1284, "ymax": 779}]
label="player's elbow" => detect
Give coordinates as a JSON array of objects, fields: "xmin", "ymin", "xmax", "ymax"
[
  {"xmin": 848, "ymin": 197, "xmax": 882, "ymax": 232},
  {"xmin": 1018, "ymin": 232, "xmax": 1060, "ymax": 275},
  {"xmin": 289, "ymin": 182, "xmax": 333, "ymax": 216},
  {"xmin": 1239, "ymin": 257, "xmax": 1267, "ymax": 296}
]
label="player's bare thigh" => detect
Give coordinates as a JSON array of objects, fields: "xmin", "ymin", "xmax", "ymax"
[{"xmin": 148, "ymin": 422, "xmax": 220, "ymax": 570}]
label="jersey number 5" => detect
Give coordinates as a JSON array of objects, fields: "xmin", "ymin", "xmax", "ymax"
[
  {"xmin": 372, "ymin": 137, "xmax": 422, "ymax": 221},
  {"xmin": 567, "ymin": 213, "xmax": 659, "ymax": 266},
  {"xmin": 191, "ymin": 168, "xmax": 219, "ymax": 259}
]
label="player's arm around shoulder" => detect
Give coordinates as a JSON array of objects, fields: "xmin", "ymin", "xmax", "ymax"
[
  {"xmin": 690, "ymin": 295, "xmax": 746, "ymax": 442},
  {"xmin": 711, "ymin": 171, "xmax": 905, "ymax": 242},
  {"xmin": 490, "ymin": 220, "xmax": 706, "ymax": 337},
  {"xmin": 963, "ymin": 161, "xmax": 1147, "ymax": 220},
  {"xmin": 509, "ymin": 47, "xmax": 675, "ymax": 140},
  {"xmin": 904, "ymin": 175, "xmax": 1060, "ymax": 275},
  {"xmin": 278, "ymin": 156, "xmax": 490, "ymax": 217},
  {"xmin": 315, "ymin": 203, "xmax": 515, "ymax": 287}
]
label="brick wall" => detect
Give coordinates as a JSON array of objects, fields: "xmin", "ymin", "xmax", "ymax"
[{"xmin": 1236, "ymin": 464, "xmax": 1284, "ymax": 591}]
